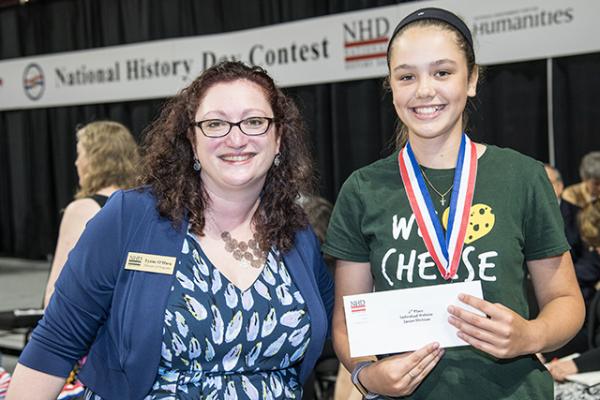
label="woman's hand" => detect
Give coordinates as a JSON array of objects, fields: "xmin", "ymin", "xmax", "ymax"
[
  {"xmin": 547, "ymin": 359, "xmax": 578, "ymax": 381},
  {"xmin": 359, "ymin": 342, "xmax": 444, "ymax": 397},
  {"xmin": 447, "ymin": 294, "xmax": 538, "ymax": 359}
]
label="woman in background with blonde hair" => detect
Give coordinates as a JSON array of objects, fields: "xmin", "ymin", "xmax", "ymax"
[{"xmin": 44, "ymin": 120, "xmax": 139, "ymax": 306}]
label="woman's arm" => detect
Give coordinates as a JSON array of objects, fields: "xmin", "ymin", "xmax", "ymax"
[
  {"xmin": 6, "ymin": 364, "xmax": 65, "ymax": 400},
  {"xmin": 333, "ymin": 259, "xmax": 443, "ymax": 398},
  {"xmin": 44, "ymin": 199, "xmax": 100, "ymax": 307},
  {"xmin": 448, "ymin": 252, "xmax": 585, "ymax": 358}
]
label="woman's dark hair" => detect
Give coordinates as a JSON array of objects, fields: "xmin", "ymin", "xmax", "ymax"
[
  {"xmin": 385, "ymin": 17, "xmax": 479, "ymax": 148},
  {"xmin": 140, "ymin": 61, "xmax": 314, "ymax": 252}
]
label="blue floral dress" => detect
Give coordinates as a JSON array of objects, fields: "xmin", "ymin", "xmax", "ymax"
[{"xmin": 84, "ymin": 231, "xmax": 311, "ymax": 399}]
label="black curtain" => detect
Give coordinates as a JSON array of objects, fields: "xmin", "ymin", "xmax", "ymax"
[{"xmin": 1, "ymin": 0, "xmax": 599, "ymax": 259}]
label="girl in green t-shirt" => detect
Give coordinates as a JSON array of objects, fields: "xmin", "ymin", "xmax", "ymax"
[{"xmin": 325, "ymin": 7, "xmax": 585, "ymax": 399}]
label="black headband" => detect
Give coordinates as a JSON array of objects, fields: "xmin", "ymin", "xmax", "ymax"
[{"xmin": 386, "ymin": 7, "xmax": 473, "ymax": 62}]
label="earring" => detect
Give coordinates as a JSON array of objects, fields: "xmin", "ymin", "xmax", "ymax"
[
  {"xmin": 273, "ymin": 153, "xmax": 281, "ymax": 167},
  {"xmin": 193, "ymin": 158, "xmax": 201, "ymax": 171}
]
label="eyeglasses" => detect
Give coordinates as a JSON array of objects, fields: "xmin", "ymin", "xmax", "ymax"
[{"xmin": 191, "ymin": 116, "xmax": 276, "ymax": 138}]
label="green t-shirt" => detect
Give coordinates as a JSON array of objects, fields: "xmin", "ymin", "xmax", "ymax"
[{"xmin": 323, "ymin": 145, "xmax": 569, "ymax": 399}]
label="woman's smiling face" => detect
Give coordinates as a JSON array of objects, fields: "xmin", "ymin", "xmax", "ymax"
[
  {"xmin": 388, "ymin": 24, "xmax": 478, "ymax": 142},
  {"xmin": 191, "ymin": 79, "xmax": 280, "ymax": 195}
]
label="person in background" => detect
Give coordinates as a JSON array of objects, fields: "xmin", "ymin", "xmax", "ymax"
[
  {"xmin": 544, "ymin": 164, "xmax": 564, "ymax": 201},
  {"xmin": 44, "ymin": 121, "xmax": 140, "ymax": 307},
  {"xmin": 562, "ymin": 151, "xmax": 600, "ymax": 208},
  {"xmin": 324, "ymin": 7, "xmax": 584, "ymax": 399},
  {"xmin": 7, "ymin": 61, "xmax": 333, "ymax": 400},
  {"xmin": 560, "ymin": 153, "xmax": 600, "ymax": 267},
  {"xmin": 548, "ymin": 199, "xmax": 600, "ymax": 399}
]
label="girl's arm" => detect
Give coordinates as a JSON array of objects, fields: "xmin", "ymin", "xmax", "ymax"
[
  {"xmin": 333, "ymin": 259, "xmax": 444, "ymax": 398},
  {"xmin": 448, "ymin": 252, "xmax": 584, "ymax": 358}
]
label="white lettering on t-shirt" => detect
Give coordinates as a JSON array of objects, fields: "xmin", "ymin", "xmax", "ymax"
[
  {"xmin": 461, "ymin": 246, "xmax": 476, "ymax": 282},
  {"xmin": 417, "ymin": 252, "xmax": 437, "ymax": 280},
  {"xmin": 395, "ymin": 250, "xmax": 416, "ymax": 283},
  {"xmin": 478, "ymin": 251, "xmax": 498, "ymax": 281},
  {"xmin": 381, "ymin": 246, "xmax": 497, "ymax": 284},
  {"xmin": 381, "ymin": 248, "xmax": 397, "ymax": 286},
  {"xmin": 392, "ymin": 214, "xmax": 415, "ymax": 240},
  {"xmin": 392, "ymin": 214, "xmax": 423, "ymax": 240}
]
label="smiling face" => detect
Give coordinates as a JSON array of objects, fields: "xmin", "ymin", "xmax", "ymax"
[
  {"xmin": 191, "ymin": 79, "xmax": 281, "ymax": 195},
  {"xmin": 388, "ymin": 25, "xmax": 478, "ymax": 142}
]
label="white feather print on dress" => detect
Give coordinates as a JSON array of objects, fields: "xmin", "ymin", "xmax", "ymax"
[
  {"xmin": 225, "ymin": 310, "xmax": 243, "ymax": 343},
  {"xmin": 262, "ymin": 265, "xmax": 276, "ymax": 286},
  {"xmin": 263, "ymin": 332, "xmax": 287, "ymax": 357},
  {"xmin": 245, "ymin": 341, "xmax": 262, "ymax": 368},
  {"xmin": 290, "ymin": 339, "xmax": 310, "ymax": 362},
  {"xmin": 223, "ymin": 344, "xmax": 242, "ymax": 371},
  {"xmin": 261, "ymin": 308, "xmax": 277, "ymax": 337},
  {"xmin": 211, "ymin": 267, "xmax": 223, "ymax": 294},
  {"xmin": 270, "ymin": 374, "xmax": 283, "ymax": 397},
  {"xmin": 288, "ymin": 324, "xmax": 310, "ymax": 347},
  {"xmin": 275, "ymin": 284, "xmax": 293, "ymax": 306},
  {"xmin": 192, "ymin": 248, "xmax": 210, "ymax": 276},
  {"xmin": 183, "ymin": 294, "xmax": 207, "ymax": 321},
  {"xmin": 261, "ymin": 381, "xmax": 275, "ymax": 400},
  {"xmin": 171, "ymin": 332, "xmax": 186, "ymax": 357},
  {"xmin": 280, "ymin": 310, "xmax": 304, "ymax": 328},
  {"xmin": 279, "ymin": 262, "xmax": 292, "ymax": 285},
  {"xmin": 188, "ymin": 336, "xmax": 202, "ymax": 359},
  {"xmin": 241, "ymin": 375, "xmax": 259, "ymax": 400},
  {"xmin": 205, "ymin": 338, "xmax": 215, "ymax": 362},
  {"xmin": 181, "ymin": 238, "xmax": 189, "ymax": 254},
  {"xmin": 292, "ymin": 291, "xmax": 305, "ymax": 304},
  {"xmin": 253, "ymin": 280, "xmax": 271, "ymax": 301},
  {"xmin": 246, "ymin": 312, "xmax": 260, "ymax": 341},
  {"xmin": 192, "ymin": 265, "xmax": 209, "ymax": 292},
  {"xmin": 176, "ymin": 270, "xmax": 195, "ymax": 291},
  {"xmin": 241, "ymin": 290, "xmax": 254, "ymax": 311},
  {"xmin": 225, "ymin": 283, "xmax": 238, "ymax": 308},
  {"xmin": 174, "ymin": 311, "xmax": 189, "ymax": 337},
  {"xmin": 224, "ymin": 380, "xmax": 238, "ymax": 400},
  {"xmin": 210, "ymin": 304, "xmax": 224, "ymax": 344}
]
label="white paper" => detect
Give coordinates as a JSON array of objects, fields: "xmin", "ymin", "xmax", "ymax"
[
  {"xmin": 344, "ymin": 280, "xmax": 484, "ymax": 357},
  {"xmin": 567, "ymin": 371, "xmax": 600, "ymax": 387}
]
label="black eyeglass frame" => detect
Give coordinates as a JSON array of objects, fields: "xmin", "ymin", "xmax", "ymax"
[{"xmin": 190, "ymin": 117, "xmax": 277, "ymax": 138}]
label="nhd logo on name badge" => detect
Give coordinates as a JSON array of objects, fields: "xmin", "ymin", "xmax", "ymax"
[{"xmin": 125, "ymin": 252, "xmax": 176, "ymax": 275}]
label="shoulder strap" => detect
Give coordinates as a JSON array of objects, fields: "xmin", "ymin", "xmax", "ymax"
[{"xmin": 89, "ymin": 194, "xmax": 109, "ymax": 208}]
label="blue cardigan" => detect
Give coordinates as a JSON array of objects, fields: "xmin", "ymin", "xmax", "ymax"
[{"xmin": 20, "ymin": 189, "xmax": 334, "ymax": 400}]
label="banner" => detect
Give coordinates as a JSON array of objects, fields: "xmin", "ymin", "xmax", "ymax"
[{"xmin": 0, "ymin": 0, "xmax": 598, "ymax": 110}]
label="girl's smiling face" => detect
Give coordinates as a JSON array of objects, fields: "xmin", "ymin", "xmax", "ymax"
[{"xmin": 388, "ymin": 24, "xmax": 478, "ymax": 142}]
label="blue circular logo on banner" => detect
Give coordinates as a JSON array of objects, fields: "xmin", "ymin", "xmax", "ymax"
[{"xmin": 23, "ymin": 63, "xmax": 45, "ymax": 101}]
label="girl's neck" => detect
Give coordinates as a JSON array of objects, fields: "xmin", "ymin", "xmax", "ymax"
[{"xmin": 408, "ymin": 131, "xmax": 463, "ymax": 169}]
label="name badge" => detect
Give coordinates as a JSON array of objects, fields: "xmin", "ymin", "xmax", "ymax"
[{"xmin": 125, "ymin": 252, "xmax": 176, "ymax": 275}]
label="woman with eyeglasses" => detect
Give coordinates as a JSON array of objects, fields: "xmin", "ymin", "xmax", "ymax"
[{"xmin": 7, "ymin": 61, "xmax": 333, "ymax": 400}]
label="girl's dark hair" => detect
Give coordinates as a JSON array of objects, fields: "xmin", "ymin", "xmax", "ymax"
[
  {"xmin": 385, "ymin": 18, "xmax": 479, "ymax": 148},
  {"xmin": 139, "ymin": 61, "xmax": 314, "ymax": 252}
]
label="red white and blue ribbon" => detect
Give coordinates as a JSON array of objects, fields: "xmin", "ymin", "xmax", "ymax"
[{"xmin": 398, "ymin": 134, "xmax": 477, "ymax": 280}]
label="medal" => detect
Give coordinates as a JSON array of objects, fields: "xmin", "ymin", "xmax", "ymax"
[{"xmin": 398, "ymin": 134, "xmax": 477, "ymax": 280}]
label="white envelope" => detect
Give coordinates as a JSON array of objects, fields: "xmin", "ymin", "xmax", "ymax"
[{"xmin": 343, "ymin": 280, "xmax": 484, "ymax": 357}]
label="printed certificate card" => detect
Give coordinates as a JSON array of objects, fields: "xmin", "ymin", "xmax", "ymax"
[{"xmin": 343, "ymin": 280, "xmax": 484, "ymax": 357}]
